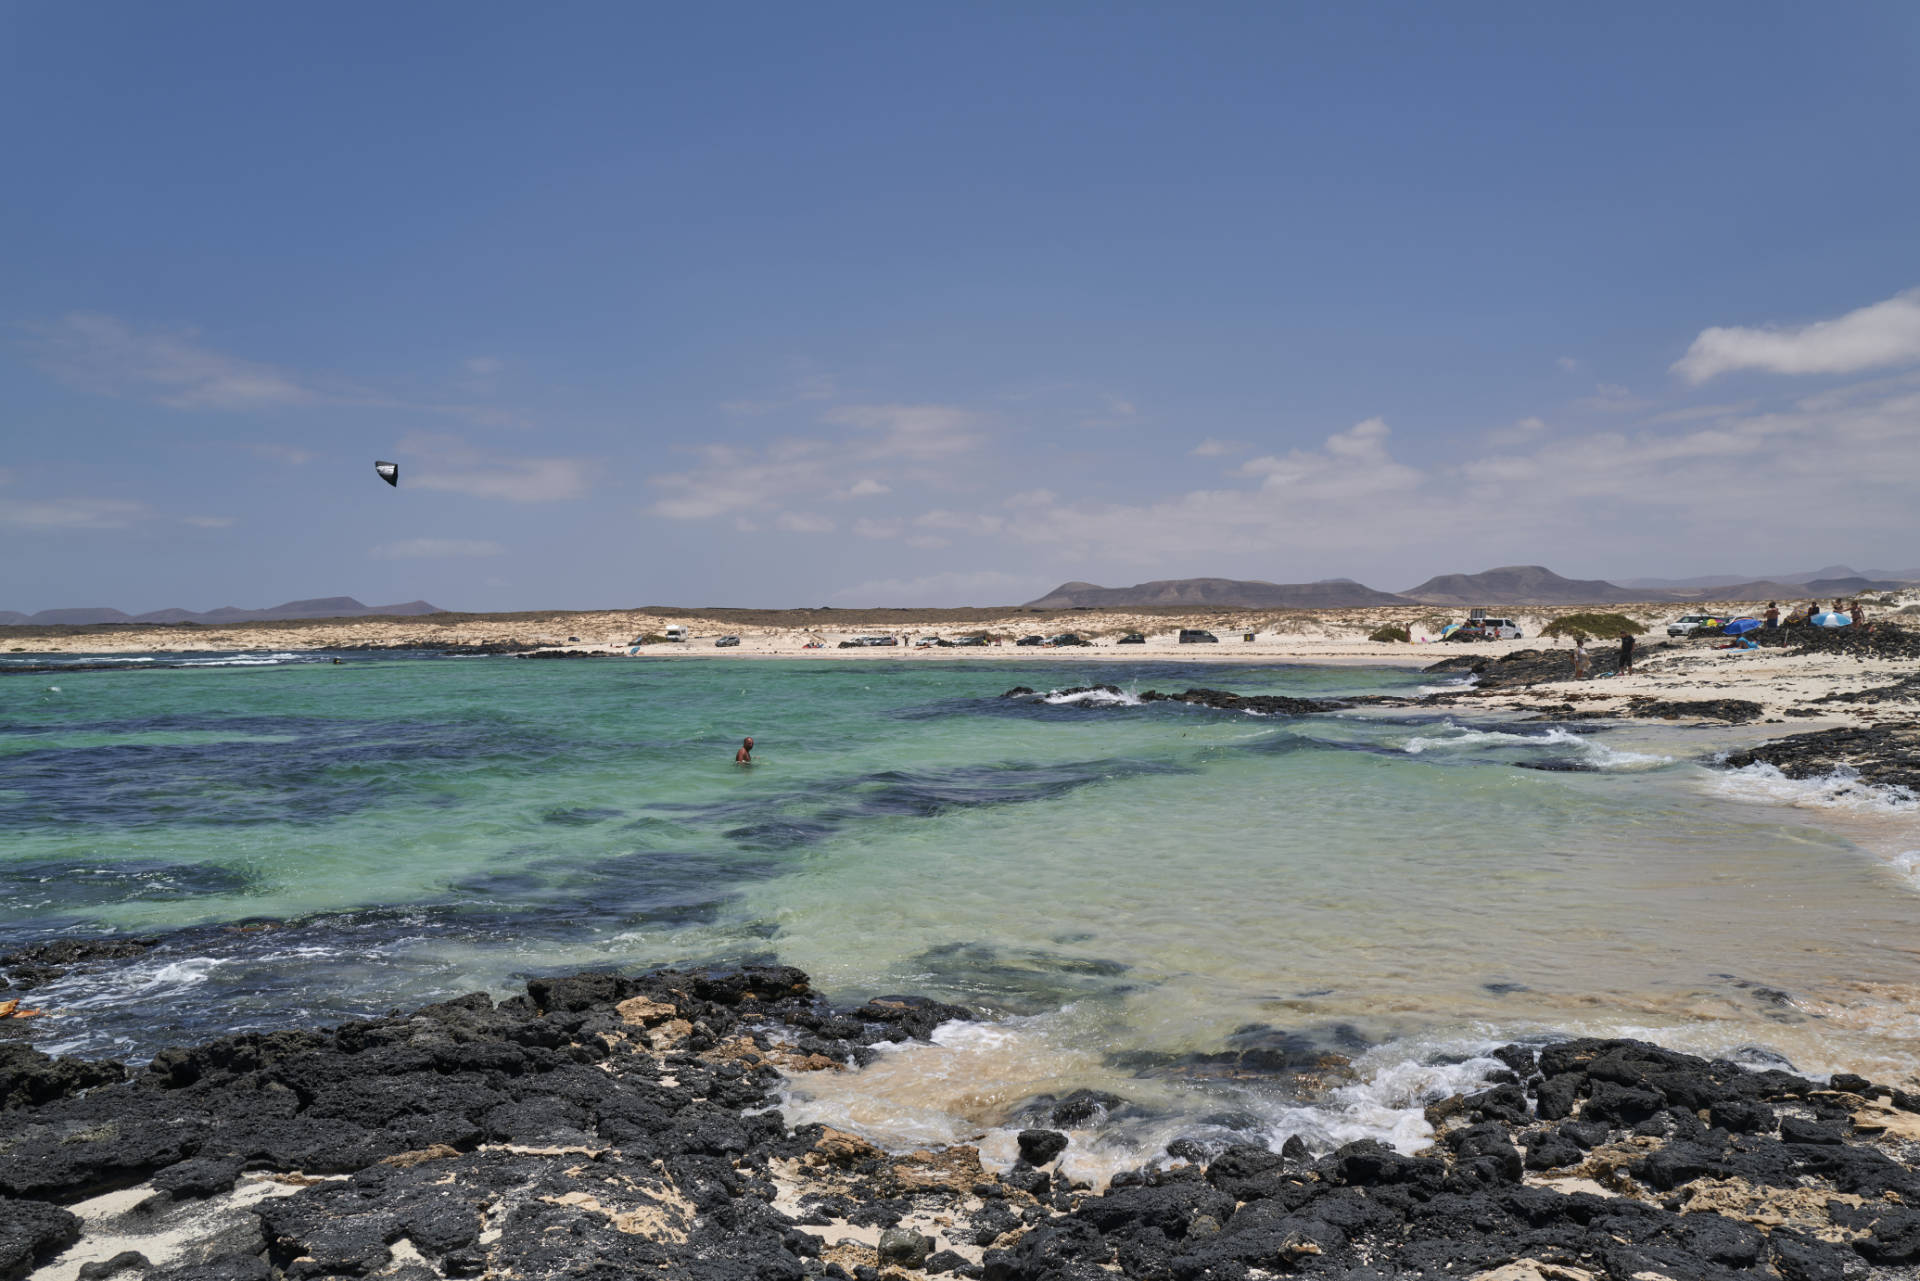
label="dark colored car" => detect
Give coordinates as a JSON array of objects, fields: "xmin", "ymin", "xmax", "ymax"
[
  {"xmin": 1015, "ymin": 635, "xmax": 1045, "ymax": 647},
  {"xmin": 1117, "ymin": 633, "xmax": 1146, "ymax": 644},
  {"xmin": 1178, "ymin": 629, "xmax": 1219, "ymax": 644},
  {"xmin": 1048, "ymin": 633, "xmax": 1091, "ymax": 647},
  {"xmin": 953, "ymin": 636, "xmax": 989, "ymax": 647}
]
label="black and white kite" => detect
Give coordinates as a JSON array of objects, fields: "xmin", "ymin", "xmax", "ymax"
[{"xmin": 374, "ymin": 460, "xmax": 399, "ymax": 488}]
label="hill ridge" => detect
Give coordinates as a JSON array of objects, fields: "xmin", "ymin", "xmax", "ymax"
[{"xmin": 0, "ymin": 597, "xmax": 446, "ymax": 626}]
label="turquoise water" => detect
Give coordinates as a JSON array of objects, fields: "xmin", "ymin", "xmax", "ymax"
[{"xmin": 6, "ymin": 652, "xmax": 1919, "ymax": 1173}]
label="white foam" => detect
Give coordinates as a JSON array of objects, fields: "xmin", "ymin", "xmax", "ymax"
[
  {"xmin": 1041, "ymin": 687, "xmax": 1142, "ymax": 707},
  {"xmin": 1711, "ymin": 762, "xmax": 1919, "ymax": 814},
  {"xmin": 174, "ymin": 651, "xmax": 306, "ymax": 667},
  {"xmin": 1401, "ymin": 724, "xmax": 1584, "ymax": 754},
  {"xmin": 1399, "ymin": 721, "xmax": 1671, "ymax": 772},
  {"xmin": 776, "ymin": 1013, "xmax": 1509, "ymax": 1185}
]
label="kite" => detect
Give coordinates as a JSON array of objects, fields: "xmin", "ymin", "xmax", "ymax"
[{"xmin": 375, "ymin": 461, "xmax": 399, "ymax": 487}]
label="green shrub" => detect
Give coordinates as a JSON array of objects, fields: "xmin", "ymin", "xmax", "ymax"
[
  {"xmin": 1540, "ymin": 612, "xmax": 1646, "ymax": 641},
  {"xmin": 1368, "ymin": 624, "xmax": 1411, "ymax": 643}
]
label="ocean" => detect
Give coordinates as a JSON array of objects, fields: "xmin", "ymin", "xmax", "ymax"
[{"xmin": 5, "ymin": 650, "xmax": 1918, "ymax": 1182}]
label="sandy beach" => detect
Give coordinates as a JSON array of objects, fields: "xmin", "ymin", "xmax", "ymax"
[{"xmin": 10, "ymin": 593, "xmax": 1917, "ymax": 729}]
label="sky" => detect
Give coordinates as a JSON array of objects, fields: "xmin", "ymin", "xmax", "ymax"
[{"xmin": 4, "ymin": 3, "xmax": 1919, "ymax": 613}]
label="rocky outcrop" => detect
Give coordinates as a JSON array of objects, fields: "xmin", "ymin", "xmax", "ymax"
[
  {"xmin": 10, "ymin": 965, "xmax": 1920, "ymax": 1280},
  {"xmin": 1000, "ymin": 686, "xmax": 1343, "ymax": 715},
  {"xmin": 1723, "ymin": 724, "xmax": 1920, "ymax": 793}
]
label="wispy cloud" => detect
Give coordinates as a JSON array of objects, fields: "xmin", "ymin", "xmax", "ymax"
[
  {"xmin": 24, "ymin": 313, "xmax": 523, "ymax": 426},
  {"xmin": 0, "ymin": 496, "xmax": 149, "ymax": 530},
  {"xmin": 650, "ymin": 403, "xmax": 983, "ymax": 521},
  {"xmin": 26, "ymin": 314, "xmax": 320, "ymax": 409},
  {"xmin": 398, "ymin": 433, "xmax": 590, "ymax": 503},
  {"xmin": 774, "ymin": 512, "xmax": 835, "ymax": 533},
  {"xmin": 1485, "ymin": 415, "xmax": 1549, "ymax": 446},
  {"xmin": 371, "ymin": 537, "xmax": 505, "ymax": 559},
  {"xmin": 1572, "ymin": 383, "xmax": 1651, "ymax": 413},
  {"xmin": 1190, "ymin": 437, "xmax": 1242, "ymax": 457},
  {"xmin": 183, "ymin": 515, "xmax": 236, "ymax": 528},
  {"xmin": 1674, "ymin": 288, "xmax": 1920, "ymax": 383},
  {"xmin": 820, "ymin": 404, "xmax": 984, "ymax": 458}
]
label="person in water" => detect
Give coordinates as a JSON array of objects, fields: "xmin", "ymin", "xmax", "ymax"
[{"xmin": 734, "ymin": 736, "xmax": 754, "ymax": 765}]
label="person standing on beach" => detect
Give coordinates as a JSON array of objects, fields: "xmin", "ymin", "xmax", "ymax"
[
  {"xmin": 1617, "ymin": 631, "xmax": 1635, "ymax": 674},
  {"xmin": 735, "ymin": 736, "xmax": 754, "ymax": 764},
  {"xmin": 1572, "ymin": 636, "xmax": 1591, "ymax": 679},
  {"xmin": 1764, "ymin": 602, "xmax": 1779, "ymax": 631}
]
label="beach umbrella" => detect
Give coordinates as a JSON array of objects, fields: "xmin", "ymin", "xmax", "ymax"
[
  {"xmin": 1812, "ymin": 611, "xmax": 1853, "ymax": 628},
  {"xmin": 1723, "ymin": 618, "xmax": 1762, "ymax": 635}
]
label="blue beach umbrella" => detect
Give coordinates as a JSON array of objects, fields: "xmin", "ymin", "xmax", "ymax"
[
  {"xmin": 1812, "ymin": 611, "xmax": 1853, "ymax": 628},
  {"xmin": 1723, "ymin": 618, "xmax": 1762, "ymax": 635}
]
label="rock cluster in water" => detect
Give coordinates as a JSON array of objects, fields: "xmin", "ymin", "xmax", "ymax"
[
  {"xmin": 1000, "ymin": 686, "xmax": 1344, "ymax": 715},
  {"xmin": 1722, "ymin": 724, "xmax": 1920, "ymax": 793},
  {"xmin": 9, "ymin": 967, "xmax": 1920, "ymax": 1280}
]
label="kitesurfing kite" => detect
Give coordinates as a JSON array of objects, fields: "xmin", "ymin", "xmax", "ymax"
[{"xmin": 374, "ymin": 461, "xmax": 399, "ymax": 487}]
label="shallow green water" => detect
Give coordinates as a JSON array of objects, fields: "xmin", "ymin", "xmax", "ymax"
[{"xmin": 5, "ymin": 652, "xmax": 1918, "ymax": 1172}]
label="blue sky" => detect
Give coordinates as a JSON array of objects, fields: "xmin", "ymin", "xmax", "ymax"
[{"xmin": 5, "ymin": 3, "xmax": 1919, "ymax": 612}]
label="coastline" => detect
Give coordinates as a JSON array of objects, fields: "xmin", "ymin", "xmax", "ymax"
[
  {"xmin": 6, "ymin": 614, "xmax": 1918, "ymax": 1278},
  {"xmin": 10, "ymin": 964, "xmax": 1920, "ymax": 1280}
]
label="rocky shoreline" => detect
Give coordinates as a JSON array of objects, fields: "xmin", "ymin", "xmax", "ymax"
[{"xmin": 8, "ymin": 966, "xmax": 1920, "ymax": 1280}]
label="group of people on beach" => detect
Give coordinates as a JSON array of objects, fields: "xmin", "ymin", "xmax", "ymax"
[{"xmin": 1570, "ymin": 596, "xmax": 1875, "ymax": 679}]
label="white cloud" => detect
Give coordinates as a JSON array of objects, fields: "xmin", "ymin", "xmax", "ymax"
[
  {"xmin": 650, "ymin": 403, "xmax": 983, "ymax": 520},
  {"xmin": 830, "ymin": 569, "xmax": 1046, "ymax": 606},
  {"xmin": 915, "ymin": 509, "xmax": 1006, "ymax": 535},
  {"xmin": 0, "ymin": 497, "xmax": 148, "ymax": 530},
  {"xmin": 1485, "ymin": 415, "xmax": 1549, "ymax": 446},
  {"xmin": 1190, "ymin": 438, "xmax": 1242, "ymax": 457},
  {"xmin": 1675, "ymin": 288, "xmax": 1920, "ymax": 383},
  {"xmin": 852, "ymin": 517, "xmax": 903, "ymax": 539},
  {"xmin": 183, "ymin": 515, "xmax": 236, "ymax": 528},
  {"xmin": 28, "ymin": 314, "xmax": 318, "ymax": 409},
  {"xmin": 1556, "ymin": 356, "xmax": 1581, "ymax": 373},
  {"xmin": 821, "ymin": 404, "xmax": 983, "ymax": 458},
  {"xmin": 399, "ymin": 433, "xmax": 589, "ymax": 503},
  {"xmin": 1234, "ymin": 417, "xmax": 1420, "ymax": 499},
  {"xmin": 775, "ymin": 511, "xmax": 835, "ymax": 534},
  {"xmin": 370, "ymin": 537, "xmax": 505, "ymax": 559}
]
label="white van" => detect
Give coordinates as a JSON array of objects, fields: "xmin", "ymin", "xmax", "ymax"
[{"xmin": 663, "ymin": 625, "xmax": 690, "ymax": 642}]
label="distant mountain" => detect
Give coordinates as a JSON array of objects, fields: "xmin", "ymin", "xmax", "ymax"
[
  {"xmin": 1399, "ymin": 565, "xmax": 1649, "ymax": 606},
  {"xmin": 1625, "ymin": 566, "xmax": 1920, "ymax": 591},
  {"xmin": 1024, "ymin": 577, "xmax": 1410, "ymax": 610},
  {"xmin": 1, "ymin": 597, "xmax": 446, "ymax": 626}
]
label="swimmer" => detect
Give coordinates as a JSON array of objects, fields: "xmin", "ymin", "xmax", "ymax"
[{"xmin": 734, "ymin": 736, "xmax": 754, "ymax": 765}]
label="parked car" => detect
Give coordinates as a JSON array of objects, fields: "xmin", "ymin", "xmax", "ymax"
[
  {"xmin": 1048, "ymin": 633, "xmax": 1091, "ymax": 647},
  {"xmin": 1667, "ymin": 614, "xmax": 1721, "ymax": 637},
  {"xmin": 953, "ymin": 636, "xmax": 989, "ymax": 647},
  {"xmin": 714, "ymin": 635, "xmax": 740, "ymax": 648},
  {"xmin": 1178, "ymin": 629, "xmax": 1219, "ymax": 644},
  {"xmin": 1015, "ymin": 635, "xmax": 1045, "ymax": 647},
  {"xmin": 1468, "ymin": 617, "xmax": 1524, "ymax": 639},
  {"xmin": 1117, "ymin": 632, "xmax": 1147, "ymax": 644}
]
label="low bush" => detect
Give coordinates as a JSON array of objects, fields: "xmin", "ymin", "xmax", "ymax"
[{"xmin": 1369, "ymin": 624, "xmax": 1411, "ymax": 643}]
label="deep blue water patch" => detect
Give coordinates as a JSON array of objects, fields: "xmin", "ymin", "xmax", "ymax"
[{"xmin": 0, "ymin": 714, "xmax": 572, "ymax": 829}]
